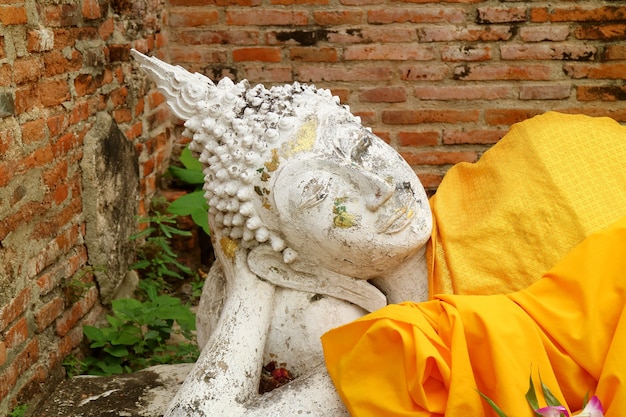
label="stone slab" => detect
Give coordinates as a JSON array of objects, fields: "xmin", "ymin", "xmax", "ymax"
[{"xmin": 33, "ymin": 364, "xmax": 193, "ymax": 417}]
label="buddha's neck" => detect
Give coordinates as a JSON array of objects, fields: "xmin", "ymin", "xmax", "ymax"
[{"xmin": 370, "ymin": 245, "xmax": 429, "ymax": 304}]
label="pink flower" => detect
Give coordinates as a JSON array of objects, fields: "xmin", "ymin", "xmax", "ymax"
[
  {"xmin": 535, "ymin": 405, "xmax": 569, "ymax": 417},
  {"xmin": 574, "ymin": 396, "xmax": 604, "ymax": 417}
]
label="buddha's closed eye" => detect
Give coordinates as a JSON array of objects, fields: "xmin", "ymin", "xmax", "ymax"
[{"xmin": 299, "ymin": 177, "xmax": 331, "ymax": 210}]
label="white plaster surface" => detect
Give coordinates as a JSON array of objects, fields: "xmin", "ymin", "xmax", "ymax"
[{"xmin": 132, "ymin": 49, "xmax": 432, "ymax": 416}]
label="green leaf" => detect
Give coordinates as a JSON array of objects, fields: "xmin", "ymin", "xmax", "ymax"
[
  {"xmin": 168, "ymin": 258, "xmax": 193, "ymax": 275},
  {"xmin": 161, "ymin": 223, "xmax": 192, "ymax": 237},
  {"xmin": 129, "ymin": 227, "xmax": 155, "ymax": 241},
  {"xmin": 155, "ymin": 305, "xmax": 185, "ymax": 319},
  {"xmin": 158, "ymin": 223, "xmax": 174, "ymax": 238},
  {"xmin": 9, "ymin": 403, "xmax": 28, "ymax": 417},
  {"xmin": 89, "ymin": 340, "xmax": 108, "ymax": 349},
  {"xmin": 525, "ymin": 375, "xmax": 540, "ymax": 411},
  {"xmin": 145, "ymin": 284, "xmax": 158, "ymax": 301},
  {"xmin": 144, "ymin": 330, "xmax": 161, "ymax": 340},
  {"xmin": 154, "ymin": 294, "xmax": 181, "ymax": 307},
  {"xmin": 104, "ymin": 345, "xmax": 130, "ymax": 358},
  {"xmin": 112, "ymin": 327, "xmax": 142, "ymax": 346},
  {"xmin": 181, "ymin": 146, "xmax": 203, "ymax": 170},
  {"xmin": 165, "ymin": 188, "xmax": 211, "ymax": 235},
  {"xmin": 190, "ymin": 208, "xmax": 211, "ymax": 236},
  {"xmin": 539, "ymin": 374, "xmax": 562, "ymax": 407},
  {"xmin": 160, "ymin": 267, "xmax": 186, "ymax": 280},
  {"xmin": 97, "ymin": 358, "xmax": 124, "ymax": 375},
  {"xmin": 582, "ymin": 392, "xmax": 589, "ymax": 408},
  {"xmin": 169, "ymin": 165, "xmax": 205, "ymax": 185},
  {"xmin": 98, "ymin": 326, "xmax": 119, "ymax": 342},
  {"xmin": 112, "ymin": 298, "xmax": 143, "ymax": 320},
  {"xmin": 167, "ymin": 190, "xmax": 208, "ymax": 216},
  {"xmin": 175, "ymin": 312, "xmax": 197, "ymax": 331},
  {"xmin": 106, "ymin": 315, "xmax": 124, "ymax": 329},
  {"xmin": 159, "ymin": 242, "xmax": 179, "ymax": 258},
  {"xmin": 83, "ymin": 325, "xmax": 105, "ymax": 342},
  {"xmin": 113, "ymin": 297, "xmax": 143, "ymax": 310},
  {"xmin": 477, "ymin": 390, "xmax": 509, "ymax": 417},
  {"xmin": 131, "ymin": 259, "xmax": 151, "ymax": 270},
  {"xmin": 152, "ymin": 213, "xmax": 177, "ymax": 225},
  {"xmin": 133, "ymin": 344, "xmax": 147, "ymax": 355}
]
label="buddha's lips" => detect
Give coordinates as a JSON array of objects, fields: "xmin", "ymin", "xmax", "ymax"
[{"xmin": 377, "ymin": 196, "xmax": 417, "ymax": 234}]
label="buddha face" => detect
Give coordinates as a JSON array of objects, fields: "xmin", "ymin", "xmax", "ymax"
[{"xmin": 269, "ymin": 111, "xmax": 432, "ymax": 279}]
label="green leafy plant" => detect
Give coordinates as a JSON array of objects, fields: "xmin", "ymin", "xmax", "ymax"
[
  {"xmin": 130, "ymin": 206, "xmax": 193, "ymax": 294},
  {"xmin": 70, "ymin": 202, "xmax": 202, "ymax": 378},
  {"xmin": 81, "ymin": 285, "xmax": 199, "ymax": 376},
  {"xmin": 62, "ymin": 354, "xmax": 87, "ymax": 378},
  {"xmin": 167, "ymin": 145, "xmax": 210, "ymax": 235},
  {"xmin": 8, "ymin": 404, "xmax": 28, "ymax": 417},
  {"xmin": 62, "ymin": 266, "xmax": 100, "ymax": 304},
  {"xmin": 190, "ymin": 270, "xmax": 207, "ymax": 301}
]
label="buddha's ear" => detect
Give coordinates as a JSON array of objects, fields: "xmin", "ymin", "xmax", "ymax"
[{"xmin": 247, "ymin": 245, "xmax": 387, "ymax": 313}]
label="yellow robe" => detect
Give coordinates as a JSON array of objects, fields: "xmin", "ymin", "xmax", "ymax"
[
  {"xmin": 429, "ymin": 111, "xmax": 626, "ymax": 296},
  {"xmin": 322, "ymin": 112, "xmax": 626, "ymax": 416}
]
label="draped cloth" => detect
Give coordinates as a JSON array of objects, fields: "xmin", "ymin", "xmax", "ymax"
[
  {"xmin": 322, "ymin": 217, "xmax": 626, "ymax": 416},
  {"xmin": 428, "ymin": 111, "xmax": 626, "ymax": 296},
  {"xmin": 321, "ymin": 112, "xmax": 626, "ymax": 416}
]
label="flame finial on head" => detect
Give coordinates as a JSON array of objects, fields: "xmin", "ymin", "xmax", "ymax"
[{"xmin": 130, "ymin": 50, "xmax": 216, "ymax": 121}]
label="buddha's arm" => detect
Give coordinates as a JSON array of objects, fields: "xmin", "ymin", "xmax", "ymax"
[
  {"xmin": 245, "ymin": 365, "xmax": 349, "ymax": 417},
  {"xmin": 165, "ymin": 252, "xmax": 277, "ymax": 417}
]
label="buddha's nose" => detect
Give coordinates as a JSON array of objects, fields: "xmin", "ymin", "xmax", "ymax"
[{"xmin": 360, "ymin": 170, "xmax": 394, "ymax": 211}]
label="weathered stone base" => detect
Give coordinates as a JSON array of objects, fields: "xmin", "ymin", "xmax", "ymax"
[{"xmin": 32, "ymin": 364, "xmax": 193, "ymax": 417}]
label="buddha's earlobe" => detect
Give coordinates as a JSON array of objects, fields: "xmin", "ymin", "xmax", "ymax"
[{"xmin": 248, "ymin": 245, "xmax": 386, "ymax": 312}]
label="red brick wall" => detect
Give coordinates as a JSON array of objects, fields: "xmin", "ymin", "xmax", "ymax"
[
  {"xmin": 165, "ymin": 0, "xmax": 626, "ymax": 190},
  {"xmin": 0, "ymin": 0, "xmax": 625, "ymax": 413},
  {"xmin": 0, "ymin": 0, "xmax": 174, "ymax": 412}
]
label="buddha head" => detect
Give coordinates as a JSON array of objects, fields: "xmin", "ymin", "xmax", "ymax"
[{"xmin": 132, "ymin": 50, "xmax": 432, "ymax": 279}]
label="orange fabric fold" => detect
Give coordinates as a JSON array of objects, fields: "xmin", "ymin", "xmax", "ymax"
[
  {"xmin": 322, "ymin": 216, "xmax": 626, "ymax": 417},
  {"xmin": 428, "ymin": 112, "xmax": 626, "ymax": 297}
]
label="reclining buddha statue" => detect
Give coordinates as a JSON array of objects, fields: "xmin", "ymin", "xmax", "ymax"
[
  {"xmin": 132, "ymin": 49, "xmax": 432, "ymax": 416},
  {"xmin": 133, "ymin": 50, "xmax": 626, "ymax": 417}
]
